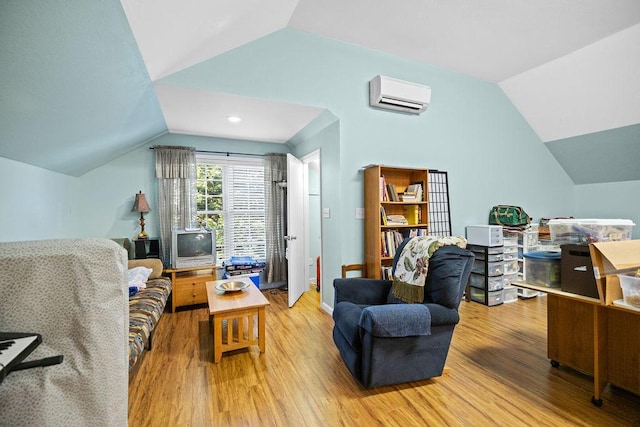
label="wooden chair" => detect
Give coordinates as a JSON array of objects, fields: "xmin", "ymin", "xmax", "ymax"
[{"xmin": 341, "ymin": 263, "xmax": 367, "ymax": 278}]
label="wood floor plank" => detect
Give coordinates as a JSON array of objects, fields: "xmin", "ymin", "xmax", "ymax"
[{"xmin": 128, "ymin": 288, "xmax": 640, "ymax": 426}]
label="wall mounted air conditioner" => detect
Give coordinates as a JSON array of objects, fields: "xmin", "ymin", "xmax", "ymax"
[{"xmin": 369, "ymin": 75, "xmax": 431, "ymax": 114}]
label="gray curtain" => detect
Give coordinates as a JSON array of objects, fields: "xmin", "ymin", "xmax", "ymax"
[
  {"xmin": 264, "ymin": 153, "xmax": 287, "ymax": 283},
  {"xmin": 155, "ymin": 146, "xmax": 198, "ymax": 263}
]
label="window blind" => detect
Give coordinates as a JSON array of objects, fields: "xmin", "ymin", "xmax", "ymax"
[{"xmin": 196, "ymin": 155, "xmax": 266, "ymax": 262}]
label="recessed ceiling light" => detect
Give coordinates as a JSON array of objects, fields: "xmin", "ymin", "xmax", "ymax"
[{"xmin": 226, "ymin": 115, "xmax": 242, "ymax": 123}]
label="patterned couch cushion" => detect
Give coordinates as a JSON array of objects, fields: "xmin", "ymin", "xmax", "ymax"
[{"xmin": 128, "ymin": 276, "xmax": 171, "ymax": 370}]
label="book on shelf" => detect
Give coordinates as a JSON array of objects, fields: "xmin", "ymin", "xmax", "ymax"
[
  {"xmin": 407, "ymin": 182, "xmax": 424, "ymax": 202},
  {"xmin": 401, "ymin": 192, "xmax": 417, "ymax": 202},
  {"xmin": 380, "ymin": 206, "xmax": 387, "ymax": 225},
  {"xmin": 407, "ymin": 228, "xmax": 427, "ymax": 238},
  {"xmin": 404, "ymin": 205, "xmax": 419, "ymax": 225},
  {"xmin": 381, "ymin": 266, "xmax": 393, "ymax": 280},
  {"xmin": 380, "ymin": 176, "xmax": 390, "ymax": 201},
  {"xmin": 380, "ymin": 228, "xmax": 428, "ymax": 257},
  {"xmin": 386, "ymin": 214, "xmax": 408, "ymax": 225},
  {"xmin": 381, "ymin": 230, "xmax": 403, "ymax": 258},
  {"xmin": 386, "ymin": 183, "xmax": 398, "ymax": 201}
]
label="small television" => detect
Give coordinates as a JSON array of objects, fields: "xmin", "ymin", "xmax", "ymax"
[{"xmin": 171, "ymin": 229, "xmax": 216, "ymax": 269}]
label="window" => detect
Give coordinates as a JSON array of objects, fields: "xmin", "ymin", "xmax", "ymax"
[{"xmin": 196, "ymin": 155, "xmax": 266, "ymax": 264}]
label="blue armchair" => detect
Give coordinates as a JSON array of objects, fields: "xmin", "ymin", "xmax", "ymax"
[{"xmin": 332, "ymin": 242, "xmax": 474, "ymax": 388}]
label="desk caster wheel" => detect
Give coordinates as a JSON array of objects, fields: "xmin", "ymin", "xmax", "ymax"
[
  {"xmin": 591, "ymin": 396, "xmax": 603, "ymax": 407},
  {"xmin": 550, "ymin": 360, "xmax": 560, "ymax": 368}
]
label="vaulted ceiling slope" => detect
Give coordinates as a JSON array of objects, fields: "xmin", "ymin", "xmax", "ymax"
[
  {"xmin": 0, "ymin": 0, "xmax": 166, "ymax": 176},
  {"xmin": 1, "ymin": 0, "xmax": 639, "ymax": 181}
]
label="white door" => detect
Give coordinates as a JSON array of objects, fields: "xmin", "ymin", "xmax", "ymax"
[{"xmin": 286, "ymin": 153, "xmax": 306, "ymax": 307}]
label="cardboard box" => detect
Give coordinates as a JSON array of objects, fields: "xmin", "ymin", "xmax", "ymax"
[
  {"xmin": 589, "ymin": 240, "xmax": 640, "ymax": 306},
  {"xmin": 560, "ymin": 244, "xmax": 599, "ymax": 299}
]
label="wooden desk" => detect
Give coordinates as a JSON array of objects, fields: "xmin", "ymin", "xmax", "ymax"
[
  {"xmin": 515, "ymin": 281, "xmax": 640, "ymax": 406},
  {"xmin": 206, "ymin": 278, "xmax": 270, "ymax": 363}
]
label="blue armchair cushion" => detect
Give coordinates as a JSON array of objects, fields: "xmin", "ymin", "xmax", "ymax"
[
  {"xmin": 387, "ymin": 244, "xmax": 473, "ymax": 308},
  {"xmin": 424, "ymin": 245, "xmax": 474, "ymax": 308},
  {"xmin": 333, "ymin": 301, "xmax": 367, "ymax": 351},
  {"xmin": 360, "ymin": 304, "xmax": 431, "ymax": 337}
]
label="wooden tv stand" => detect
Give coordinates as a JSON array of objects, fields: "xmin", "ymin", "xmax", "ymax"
[{"xmin": 165, "ymin": 265, "xmax": 217, "ymax": 311}]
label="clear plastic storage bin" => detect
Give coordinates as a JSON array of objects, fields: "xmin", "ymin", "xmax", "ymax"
[
  {"xmin": 470, "ymin": 273, "xmax": 504, "ymax": 291},
  {"xmin": 524, "ymin": 251, "xmax": 561, "ymax": 287},
  {"xmin": 618, "ymin": 272, "xmax": 640, "ymax": 308},
  {"xmin": 503, "ymin": 285, "xmax": 518, "ymax": 303},
  {"xmin": 469, "ymin": 287, "xmax": 503, "ymax": 306},
  {"xmin": 549, "ymin": 219, "xmax": 635, "ymax": 245}
]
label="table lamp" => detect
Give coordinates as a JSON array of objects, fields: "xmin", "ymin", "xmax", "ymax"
[{"xmin": 132, "ymin": 191, "xmax": 151, "ymax": 239}]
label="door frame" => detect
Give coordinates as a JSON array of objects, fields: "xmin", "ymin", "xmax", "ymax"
[{"xmin": 300, "ymin": 149, "xmax": 321, "ymax": 300}]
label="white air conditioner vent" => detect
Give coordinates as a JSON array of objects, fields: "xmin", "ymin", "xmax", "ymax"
[{"xmin": 369, "ymin": 75, "xmax": 431, "ymax": 114}]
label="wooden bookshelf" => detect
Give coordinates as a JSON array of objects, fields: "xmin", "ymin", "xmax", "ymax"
[{"xmin": 364, "ymin": 165, "xmax": 429, "ymax": 279}]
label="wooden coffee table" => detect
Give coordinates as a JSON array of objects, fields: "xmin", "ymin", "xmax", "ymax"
[{"xmin": 206, "ymin": 277, "xmax": 270, "ymax": 363}]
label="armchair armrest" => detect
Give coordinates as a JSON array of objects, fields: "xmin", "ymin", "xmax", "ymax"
[
  {"xmin": 360, "ymin": 304, "xmax": 431, "ymax": 337},
  {"xmin": 333, "ymin": 278, "xmax": 392, "ymax": 306},
  {"xmin": 424, "ymin": 303, "xmax": 460, "ymax": 327}
]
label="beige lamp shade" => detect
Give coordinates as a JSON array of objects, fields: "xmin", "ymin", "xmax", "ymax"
[
  {"xmin": 132, "ymin": 191, "xmax": 151, "ymax": 239},
  {"xmin": 132, "ymin": 191, "xmax": 151, "ymax": 213}
]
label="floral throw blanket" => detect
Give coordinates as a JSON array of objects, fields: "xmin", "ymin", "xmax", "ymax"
[{"xmin": 392, "ymin": 236, "xmax": 467, "ymax": 303}]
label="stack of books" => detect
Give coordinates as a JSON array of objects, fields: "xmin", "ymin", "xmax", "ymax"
[{"xmin": 402, "ymin": 183, "xmax": 423, "ymax": 202}]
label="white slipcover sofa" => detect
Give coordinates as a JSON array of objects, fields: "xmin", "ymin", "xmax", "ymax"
[{"xmin": 0, "ymin": 239, "xmax": 128, "ymax": 426}]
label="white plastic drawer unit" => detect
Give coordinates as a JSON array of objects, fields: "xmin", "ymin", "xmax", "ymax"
[
  {"xmin": 469, "ymin": 273, "xmax": 504, "ymax": 291},
  {"xmin": 503, "ymin": 260, "xmax": 519, "ymax": 275},
  {"xmin": 503, "ymin": 245, "xmax": 518, "ymax": 261},
  {"xmin": 466, "ymin": 225, "xmax": 503, "ymax": 247},
  {"xmin": 503, "ymin": 285, "xmax": 518, "ymax": 303},
  {"xmin": 502, "ymin": 273, "xmax": 518, "ymax": 287},
  {"xmin": 472, "ymin": 259, "xmax": 504, "ymax": 277},
  {"xmin": 469, "ymin": 287, "xmax": 503, "ymax": 306}
]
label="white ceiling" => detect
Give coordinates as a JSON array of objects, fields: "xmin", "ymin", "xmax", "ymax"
[
  {"xmin": 289, "ymin": 0, "xmax": 640, "ymax": 83},
  {"xmin": 154, "ymin": 83, "xmax": 325, "ymax": 143}
]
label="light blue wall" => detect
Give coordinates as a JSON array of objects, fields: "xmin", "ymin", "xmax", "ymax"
[
  {"xmin": 575, "ymin": 180, "xmax": 640, "ymax": 238},
  {"xmin": 546, "ymin": 123, "xmax": 640, "ymax": 185},
  {"xmin": 76, "ymin": 133, "xmax": 290, "ymax": 242},
  {"xmin": 1, "ymin": 28, "xmax": 581, "ymax": 307},
  {"xmin": 160, "ymin": 28, "xmax": 574, "ymax": 286},
  {"xmin": 0, "ymin": 157, "xmax": 79, "ymax": 242},
  {"xmin": 0, "ymin": 0, "xmax": 165, "ymax": 176},
  {"xmin": 292, "ymin": 120, "xmax": 341, "ymax": 309}
]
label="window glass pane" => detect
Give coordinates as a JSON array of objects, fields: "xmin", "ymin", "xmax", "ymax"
[
  {"xmin": 207, "ymin": 180, "xmax": 222, "ymax": 196},
  {"xmin": 210, "ymin": 196, "xmax": 223, "ymax": 211},
  {"xmin": 196, "ymin": 194, "xmax": 206, "ymax": 211}
]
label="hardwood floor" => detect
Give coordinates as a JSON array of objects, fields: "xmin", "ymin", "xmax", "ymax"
[{"xmin": 128, "ymin": 287, "xmax": 640, "ymax": 426}]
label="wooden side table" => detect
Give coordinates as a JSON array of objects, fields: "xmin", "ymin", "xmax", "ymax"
[{"xmin": 206, "ymin": 277, "xmax": 270, "ymax": 363}]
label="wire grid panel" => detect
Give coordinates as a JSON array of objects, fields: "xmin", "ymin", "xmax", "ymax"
[{"xmin": 428, "ymin": 170, "xmax": 452, "ymax": 237}]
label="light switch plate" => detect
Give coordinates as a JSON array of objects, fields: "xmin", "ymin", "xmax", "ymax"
[
  {"xmin": 323, "ymin": 208, "xmax": 330, "ymax": 218},
  {"xmin": 356, "ymin": 208, "xmax": 365, "ymax": 219}
]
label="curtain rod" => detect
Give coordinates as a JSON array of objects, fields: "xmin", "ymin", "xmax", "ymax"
[{"xmin": 149, "ymin": 146, "xmax": 266, "ymax": 157}]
